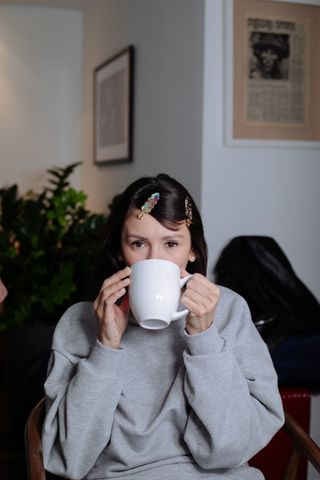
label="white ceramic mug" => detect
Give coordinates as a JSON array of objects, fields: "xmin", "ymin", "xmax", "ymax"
[{"xmin": 129, "ymin": 259, "xmax": 192, "ymax": 330}]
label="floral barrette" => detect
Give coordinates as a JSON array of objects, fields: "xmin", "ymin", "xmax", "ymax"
[
  {"xmin": 185, "ymin": 197, "xmax": 192, "ymax": 227},
  {"xmin": 136, "ymin": 192, "xmax": 160, "ymax": 219}
]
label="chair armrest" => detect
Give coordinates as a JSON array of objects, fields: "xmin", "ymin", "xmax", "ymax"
[{"xmin": 284, "ymin": 410, "xmax": 320, "ymax": 473}]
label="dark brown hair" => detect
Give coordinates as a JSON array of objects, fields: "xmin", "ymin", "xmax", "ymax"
[{"xmin": 90, "ymin": 174, "xmax": 207, "ymax": 297}]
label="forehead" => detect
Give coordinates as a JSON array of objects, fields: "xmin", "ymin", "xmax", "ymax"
[{"xmin": 122, "ymin": 209, "xmax": 190, "ymax": 238}]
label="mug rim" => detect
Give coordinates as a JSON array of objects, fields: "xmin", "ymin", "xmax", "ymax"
[{"xmin": 131, "ymin": 258, "xmax": 179, "ymax": 270}]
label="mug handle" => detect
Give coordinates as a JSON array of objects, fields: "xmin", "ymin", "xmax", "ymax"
[{"xmin": 172, "ymin": 274, "xmax": 192, "ymax": 321}]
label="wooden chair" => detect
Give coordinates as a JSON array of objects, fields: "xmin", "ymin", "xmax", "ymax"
[
  {"xmin": 24, "ymin": 397, "xmax": 61, "ymax": 480},
  {"xmin": 25, "ymin": 397, "xmax": 46, "ymax": 480},
  {"xmin": 25, "ymin": 396, "xmax": 320, "ymax": 480},
  {"xmin": 284, "ymin": 411, "xmax": 320, "ymax": 480},
  {"xmin": 249, "ymin": 388, "xmax": 320, "ymax": 479}
]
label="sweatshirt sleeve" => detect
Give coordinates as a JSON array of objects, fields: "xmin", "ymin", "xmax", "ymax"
[
  {"xmin": 182, "ymin": 291, "xmax": 284, "ymax": 470},
  {"xmin": 42, "ymin": 305, "xmax": 123, "ymax": 480}
]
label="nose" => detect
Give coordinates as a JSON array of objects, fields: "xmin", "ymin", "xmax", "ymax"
[
  {"xmin": 148, "ymin": 250, "xmax": 159, "ymax": 260},
  {"xmin": 148, "ymin": 247, "xmax": 166, "ymax": 261}
]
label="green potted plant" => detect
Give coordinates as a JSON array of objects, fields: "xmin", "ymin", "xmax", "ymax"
[
  {"xmin": 0, "ymin": 162, "xmax": 107, "ymax": 330},
  {"xmin": 0, "ymin": 162, "xmax": 107, "ymax": 438}
]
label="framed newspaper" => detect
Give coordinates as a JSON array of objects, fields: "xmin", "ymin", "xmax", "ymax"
[{"xmin": 225, "ymin": 0, "xmax": 320, "ymax": 146}]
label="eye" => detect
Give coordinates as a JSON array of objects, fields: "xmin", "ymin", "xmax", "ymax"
[
  {"xmin": 166, "ymin": 241, "xmax": 178, "ymax": 248},
  {"xmin": 131, "ymin": 240, "xmax": 145, "ymax": 248}
]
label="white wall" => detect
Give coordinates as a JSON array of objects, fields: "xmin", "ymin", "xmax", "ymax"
[
  {"xmin": 81, "ymin": 0, "xmax": 204, "ymax": 213},
  {"xmin": 202, "ymin": 2, "xmax": 320, "ymax": 478},
  {"xmin": 202, "ymin": 0, "xmax": 320, "ymax": 302},
  {"xmin": 0, "ymin": 5, "xmax": 83, "ymax": 193}
]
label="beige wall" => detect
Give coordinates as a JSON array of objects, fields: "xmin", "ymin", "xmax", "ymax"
[
  {"xmin": 0, "ymin": 0, "xmax": 204, "ymax": 213},
  {"xmin": 0, "ymin": 4, "xmax": 83, "ymax": 192},
  {"xmin": 80, "ymin": 0, "xmax": 204, "ymax": 213}
]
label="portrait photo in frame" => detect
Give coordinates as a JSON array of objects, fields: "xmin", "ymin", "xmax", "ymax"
[
  {"xmin": 225, "ymin": 0, "xmax": 320, "ymax": 147},
  {"xmin": 94, "ymin": 46, "xmax": 134, "ymax": 165}
]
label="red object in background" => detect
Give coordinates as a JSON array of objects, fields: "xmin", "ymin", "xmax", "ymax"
[{"xmin": 249, "ymin": 388, "xmax": 311, "ymax": 480}]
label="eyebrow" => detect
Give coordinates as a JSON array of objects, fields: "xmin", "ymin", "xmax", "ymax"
[{"xmin": 125, "ymin": 234, "xmax": 184, "ymax": 241}]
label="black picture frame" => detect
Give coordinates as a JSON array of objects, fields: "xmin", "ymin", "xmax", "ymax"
[{"xmin": 94, "ymin": 45, "xmax": 134, "ymax": 165}]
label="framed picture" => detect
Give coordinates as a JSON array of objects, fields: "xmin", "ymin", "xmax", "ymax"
[
  {"xmin": 225, "ymin": 0, "xmax": 320, "ymax": 147},
  {"xmin": 94, "ymin": 46, "xmax": 134, "ymax": 164}
]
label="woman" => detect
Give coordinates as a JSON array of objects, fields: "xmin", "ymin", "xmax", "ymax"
[{"xmin": 42, "ymin": 174, "xmax": 284, "ymax": 480}]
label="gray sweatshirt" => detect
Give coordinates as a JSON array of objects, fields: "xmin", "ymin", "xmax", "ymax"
[{"xmin": 42, "ymin": 286, "xmax": 284, "ymax": 480}]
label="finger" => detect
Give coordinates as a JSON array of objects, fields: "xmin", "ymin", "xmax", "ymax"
[
  {"xmin": 94, "ymin": 276, "xmax": 130, "ymax": 310},
  {"xmin": 181, "ymin": 290, "xmax": 210, "ymax": 317},
  {"xmin": 183, "ymin": 284, "xmax": 211, "ymax": 307},
  {"xmin": 180, "ymin": 268, "xmax": 190, "ymax": 278},
  {"xmin": 182, "ymin": 286, "xmax": 219, "ymax": 318},
  {"xmin": 100, "ymin": 266, "xmax": 131, "ymax": 290},
  {"xmin": 98, "ymin": 284, "xmax": 128, "ymax": 316},
  {"xmin": 186, "ymin": 274, "xmax": 219, "ymax": 297},
  {"xmin": 105, "ymin": 287, "xmax": 127, "ymax": 309},
  {"xmin": 95, "ymin": 287, "xmax": 127, "ymax": 324},
  {"xmin": 101, "ymin": 277, "xmax": 130, "ymax": 301},
  {"xmin": 102, "ymin": 290, "xmax": 129, "ymax": 323}
]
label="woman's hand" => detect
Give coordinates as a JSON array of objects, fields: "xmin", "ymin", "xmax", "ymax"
[
  {"xmin": 0, "ymin": 278, "xmax": 8, "ymax": 304},
  {"xmin": 180, "ymin": 271, "xmax": 220, "ymax": 335},
  {"xmin": 93, "ymin": 267, "xmax": 131, "ymax": 349}
]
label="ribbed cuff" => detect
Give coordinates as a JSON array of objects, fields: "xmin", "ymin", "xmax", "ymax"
[
  {"xmin": 87, "ymin": 340, "xmax": 123, "ymax": 374},
  {"xmin": 184, "ymin": 323, "xmax": 225, "ymax": 355}
]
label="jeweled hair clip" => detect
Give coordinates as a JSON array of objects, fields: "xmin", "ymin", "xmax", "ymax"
[
  {"xmin": 185, "ymin": 197, "xmax": 192, "ymax": 227},
  {"xmin": 136, "ymin": 192, "xmax": 160, "ymax": 219}
]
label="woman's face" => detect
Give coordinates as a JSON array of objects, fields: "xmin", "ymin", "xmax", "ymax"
[
  {"xmin": 121, "ymin": 209, "xmax": 195, "ymax": 269},
  {"xmin": 258, "ymin": 48, "xmax": 279, "ymax": 73}
]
